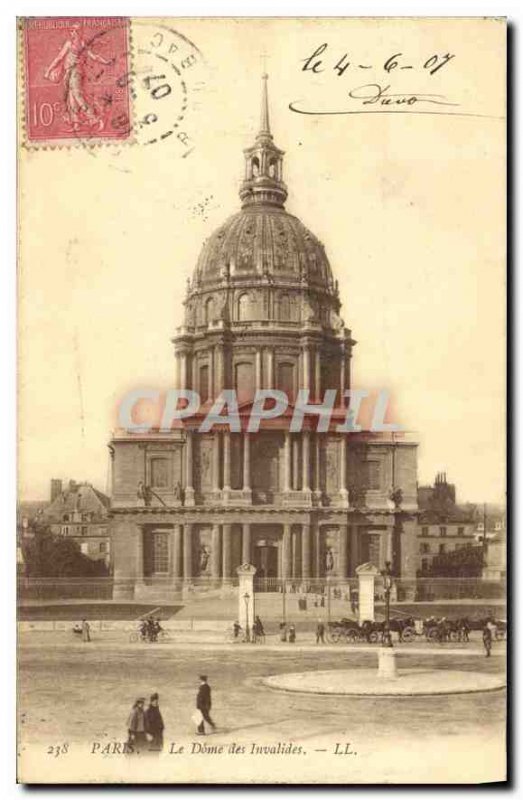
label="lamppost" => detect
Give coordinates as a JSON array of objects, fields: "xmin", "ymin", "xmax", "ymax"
[
  {"xmin": 381, "ymin": 561, "xmax": 393, "ymax": 648},
  {"xmin": 243, "ymin": 592, "xmax": 250, "ymax": 642}
]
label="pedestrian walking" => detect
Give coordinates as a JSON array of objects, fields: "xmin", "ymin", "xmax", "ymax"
[
  {"xmin": 127, "ymin": 698, "xmax": 147, "ymax": 748},
  {"xmin": 482, "ymin": 624, "xmax": 493, "ymax": 658},
  {"xmin": 81, "ymin": 618, "xmax": 91, "ymax": 642},
  {"xmin": 316, "ymin": 621, "xmax": 325, "ymax": 644},
  {"xmin": 145, "ymin": 692, "xmax": 164, "ymax": 751},
  {"xmin": 279, "ymin": 622, "xmax": 287, "ymax": 642},
  {"xmin": 195, "ymin": 675, "xmax": 216, "ymax": 735},
  {"xmin": 288, "ymin": 623, "xmax": 296, "ymax": 643}
]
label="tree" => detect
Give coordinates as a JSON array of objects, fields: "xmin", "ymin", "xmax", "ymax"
[
  {"xmin": 429, "ymin": 545, "xmax": 484, "ymax": 578},
  {"xmin": 22, "ymin": 524, "xmax": 109, "ymax": 578}
]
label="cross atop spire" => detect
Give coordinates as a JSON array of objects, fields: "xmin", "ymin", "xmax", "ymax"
[{"xmin": 258, "ymin": 73, "xmax": 272, "ymax": 140}]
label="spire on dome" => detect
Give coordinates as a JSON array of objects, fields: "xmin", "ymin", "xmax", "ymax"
[
  {"xmin": 258, "ymin": 73, "xmax": 272, "ymax": 140},
  {"xmin": 239, "ymin": 73, "xmax": 288, "ymax": 209}
]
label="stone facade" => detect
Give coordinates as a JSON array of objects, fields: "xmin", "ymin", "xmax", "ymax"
[{"xmin": 109, "ymin": 76, "xmax": 419, "ymax": 599}]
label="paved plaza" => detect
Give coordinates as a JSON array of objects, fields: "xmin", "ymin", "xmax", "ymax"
[{"xmin": 18, "ymin": 631, "xmax": 506, "ymax": 783}]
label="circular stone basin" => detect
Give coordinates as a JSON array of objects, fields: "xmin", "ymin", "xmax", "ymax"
[{"xmin": 262, "ymin": 669, "xmax": 505, "ymax": 697}]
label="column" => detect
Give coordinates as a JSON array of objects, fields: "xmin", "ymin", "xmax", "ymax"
[
  {"xmin": 180, "ymin": 353, "xmax": 188, "ymax": 390},
  {"xmin": 222, "ymin": 524, "xmax": 232, "ymax": 579},
  {"xmin": 267, "ymin": 348, "xmax": 275, "ymax": 389},
  {"xmin": 339, "ymin": 435, "xmax": 348, "ymax": 502},
  {"xmin": 314, "ymin": 434, "xmax": 322, "ymax": 494},
  {"xmin": 385, "ymin": 527, "xmax": 394, "ymax": 566},
  {"xmin": 339, "ymin": 348, "xmax": 346, "ymax": 405},
  {"xmin": 185, "ymin": 431, "xmax": 195, "ymax": 505},
  {"xmin": 183, "ymin": 524, "xmax": 192, "ymax": 578},
  {"xmin": 291, "ymin": 527, "xmax": 298, "ymax": 577},
  {"xmin": 302, "ymin": 431, "xmax": 311, "ymax": 491},
  {"xmin": 211, "ymin": 525, "xmax": 221, "ymax": 578},
  {"xmin": 338, "ymin": 524, "xmax": 348, "ymax": 578},
  {"xmin": 243, "ymin": 433, "xmax": 251, "ymax": 491},
  {"xmin": 136, "ymin": 526, "xmax": 144, "ymax": 585},
  {"xmin": 208, "ymin": 349, "xmax": 214, "ymax": 402},
  {"xmin": 223, "ymin": 431, "xmax": 231, "ymax": 491},
  {"xmin": 350, "ymin": 526, "xmax": 359, "ymax": 574},
  {"xmin": 302, "ymin": 346, "xmax": 311, "ymax": 391},
  {"xmin": 292, "ymin": 437, "xmax": 300, "ymax": 490},
  {"xmin": 175, "ymin": 354, "xmax": 181, "ymax": 390},
  {"xmin": 282, "ymin": 524, "xmax": 291, "ymax": 579},
  {"xmin": 314, "ymin": 523, "xmax": 321, "ymax": 577},
  {"xmin": 212, "ymin": 433, "xmax": 221, "ymax": 492},
  {"xmin": 171, "ymin": 524, "xmax": 182, "ymax": 579},
  {"xmin": 215, "ymin": 345, "xmax": 224, "ymax": 394},
  {"xmin": 255, "ymin": 350, "xmax": 262, "ymax": 391},
  {"xmin": 242, "ymin": 523, "xmax": 251, "ymax": 564},
  {"xmin": 314, "ymin": 350, "xmax": 321, "ymax": 399},
  {"xmin": 283, "ymin": 431, "xmax": 291, "ymax": 492},
  {"xmin": 302, "ymin": 523, "xmax": 311, "ymax": 579}
]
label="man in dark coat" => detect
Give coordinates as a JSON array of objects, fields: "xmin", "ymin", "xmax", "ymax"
[
  {"xmin": 145, "ymin": 692, "xmax": 164, "ymax": 751},
  {"xmin": 196, "ymin": 675, "xmax": 216, "ymax": 735}
]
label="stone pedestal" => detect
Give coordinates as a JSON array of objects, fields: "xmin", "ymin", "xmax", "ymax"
[
  {"xmin": 236, "ymin": 563, "xmax": 256, "ymax": 638},
  {"xmin": 356, "ymin": 562, "xmax": 380, "ymax": 624},
  {"xmin": 378, "ymin": 647, "xmax": 398, "ymax": 679}
]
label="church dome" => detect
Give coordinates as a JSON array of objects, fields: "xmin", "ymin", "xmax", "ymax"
[{"xmin": 193, "ymin": 206, "xmax": 336, "ymax": 291}]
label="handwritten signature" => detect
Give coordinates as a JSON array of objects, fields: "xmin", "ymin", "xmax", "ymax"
[{"xmin": 289, "ymin": 82, "xmax": 461, "ymax": 116}]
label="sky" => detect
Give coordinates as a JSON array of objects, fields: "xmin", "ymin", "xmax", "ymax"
[{"xmin": 18, "ymin": 17, "xmax": 506, "ymax": 505}]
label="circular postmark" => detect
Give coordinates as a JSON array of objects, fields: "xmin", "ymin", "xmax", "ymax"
[{"xmin": 41, "ymin": 18, "xmax": 207, "ymax": 156}]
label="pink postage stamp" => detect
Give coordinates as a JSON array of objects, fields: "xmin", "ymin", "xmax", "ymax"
[{"xmin": 22, "ymin": 17, "xmax": 131, "ymax": 145}]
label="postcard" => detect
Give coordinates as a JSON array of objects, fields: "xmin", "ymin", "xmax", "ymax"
[{"xmin": 17, "ymin": 16, "xmax": 506, "ymax": 784}]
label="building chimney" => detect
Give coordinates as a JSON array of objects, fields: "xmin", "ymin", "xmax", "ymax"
[{"xmin": 50, "ymin": 479, "xmax": 62, "ymax": 503}]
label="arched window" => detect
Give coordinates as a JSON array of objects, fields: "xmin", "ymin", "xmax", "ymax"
[
  {"xmin": 268, "ymin": 157, "xmax": 278, "ymax": 178},
  {"xmin": 237, "ymin": 292, "xmax": 250, "ymax": 321},
  {"xmin": 204, "ymin": 296, "xmax": 214, "ymax": 326},
  {"xmin": 251, "ymin": 156, "xmax": 260, "ymax": 177}
]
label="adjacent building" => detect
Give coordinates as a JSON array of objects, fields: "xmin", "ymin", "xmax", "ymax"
[
  {"xmin": 42, "ymin": 479, "xmax": 111, "ymax": 566},
  {"xmin": 109, "ymin": 76, "xmax": 419, "ymax": 599}
]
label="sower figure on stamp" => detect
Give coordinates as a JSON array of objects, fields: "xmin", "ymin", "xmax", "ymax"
[
  {"xmin": 145, "ymin": 692, "xmax": 164, "ymax": 752},
  {"xmin": 196, "ymin": 675, "xmax": 216, "ymax": 735},
  {"xmin": 43, "ymin": 23, "xmax": 115, "ymax": 132}
]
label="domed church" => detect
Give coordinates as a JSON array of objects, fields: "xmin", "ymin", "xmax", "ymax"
[{"xmin": 109, "ymin": 76, "xmax": 419, "ymax": 599}]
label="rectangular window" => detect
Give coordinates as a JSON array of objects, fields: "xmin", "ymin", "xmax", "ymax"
[
  {"xmin": 150, "ymin": 458, "xmax": 169, "ymax": 488},
  {"xmin": 439, "ymin": 543, "xmax": 446, "ymax": 554},
  {"xmin": 99, "ymin": 542, "xmax": 106, "ymax": 553},
  {"xmin": 457, "ymin": 526, "xmax": 464, "ymax": 535},
  {"xmin": 62, "ymin": 525, "xmax": 69, "ymax": 536},
  {"xmin": 439, "ymin": 526, "xmax": 447, "ymax": 537},
  {"xmin": 419, "ymin": 543, "xmax": 430, "ymax": 554},
  {"xmin": 81, "ymin": 526, "xmax": 88, "ymax": 536},
  {"xmin": 421, "ymin": 526, "xmax": 429, "ymax": 536},
  {"xmin": 152, "ymin": 532, "xmax": 169, "ymax": 574}
]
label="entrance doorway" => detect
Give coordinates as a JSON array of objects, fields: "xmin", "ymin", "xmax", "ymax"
[{"xmin": 253, "ymin": 543, "xmax": 278, "ymax": 581}]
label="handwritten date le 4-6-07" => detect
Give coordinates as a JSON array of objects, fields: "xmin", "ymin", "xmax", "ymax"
[{"xmin": 302, "ymin": 43, "xmax": 455, "ymax": 78}]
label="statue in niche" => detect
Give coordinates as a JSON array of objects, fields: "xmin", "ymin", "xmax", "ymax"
[
  {"xmin": 173, "ymin": 481, "xmax": 183, "ymax": 502},
  {"xmin": 199, "ymin": 545, "xmax": 210, "ymax": 573},
  {"xmin": 390, "ymin": 487, "xmax": 403, "ymax": 509},
  {"xmin": 325, "ymin": 547, "xmax": 335, "ymax": 573}
]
